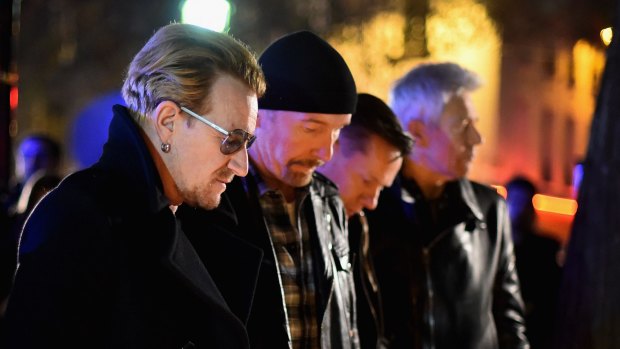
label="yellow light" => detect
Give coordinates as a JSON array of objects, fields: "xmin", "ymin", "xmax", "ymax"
[
  {"xmin": 491, "ymin": 185, "xmax": 507, "ymax": 199},
  {"xmin": 600, "ymin": 27, "xmax": 613, "ymax": 46},
  {"xmin": 532, "ymin": 194, "xmax": 578, "ymax": 216}
]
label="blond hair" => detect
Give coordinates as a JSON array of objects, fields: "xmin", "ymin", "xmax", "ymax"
[{"xmin": 122, "ymin": 23, "xmax": 265, "ymax": 121}]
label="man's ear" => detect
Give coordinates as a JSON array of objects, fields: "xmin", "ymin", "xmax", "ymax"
[
  {"xmin": 151, "ymin": 101, "xmax": 181, "ymax": 144},
  {"xmin": 407, "ymin": 119, "xmax": 429, "ymax": 148}
]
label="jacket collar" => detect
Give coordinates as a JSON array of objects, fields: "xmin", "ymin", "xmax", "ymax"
[
  {"xmin": 97, "ymin": 106, "xmax": 245, "ymax": 328},
  {"xmin": 94, "ymin": 105, "xmax": 170, "ymax": 215},
  {"xmin": 457, "ymin": 178, "xmax": 484, "ymax": 221},
  {"xmin": 396, "ymin": 175, "xmax": 484, "ymax": 222}
]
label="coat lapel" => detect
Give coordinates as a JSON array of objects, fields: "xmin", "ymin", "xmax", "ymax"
[
  {"xmin": 160, "ymin": 211, "xmax": 245, "ymax": 328},
  {"xmin": 181, "ymin": 207, "xmax": 264, "ymax": 325}
]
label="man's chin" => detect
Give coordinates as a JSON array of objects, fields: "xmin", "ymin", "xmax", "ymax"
[
  {"xmin": 285, "ymin": 171, "xmax": 314, "ymax": 188},
  {"xmin": 196, "ymin": 194, "xmax": 221, "ymax": 211}
]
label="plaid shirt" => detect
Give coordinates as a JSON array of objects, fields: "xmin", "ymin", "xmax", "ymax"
[{"xmin": 252, "ymin": 167, "xmax": 320, "ymax": 349}]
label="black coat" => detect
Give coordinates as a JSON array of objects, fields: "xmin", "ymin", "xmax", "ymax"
[
  {"xmin": 349, "ymin": 213, "xmax": 388, "ymax": 349},
  {"xmin": 2, "ymin": 106, "xmax": 256, "ymax": 348},
  {"xmin": 366, "ymin": 177, "xmax": 529, "ymax": 349},
  {"xmin": 179, "ymin": 171, "xmax": 360, "ymax": 349}
]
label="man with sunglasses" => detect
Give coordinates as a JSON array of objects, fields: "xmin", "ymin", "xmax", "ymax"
[
  {"xmin": 180, "ymin": 31, "xmax": 359, "ymax": 349},
  {"xmin": 3, "ymin": 24, "xmax": 265, "ymax": 348}
]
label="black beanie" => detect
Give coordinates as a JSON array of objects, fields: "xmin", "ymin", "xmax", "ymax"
[{"xmin": 258, "ymin": 31, "xmax": 357, "ymax": 114}]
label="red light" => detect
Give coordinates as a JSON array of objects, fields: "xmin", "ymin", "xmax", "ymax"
[{"xmin": 10, "ymin": 86, "xmax": 18, "ymax": 110}]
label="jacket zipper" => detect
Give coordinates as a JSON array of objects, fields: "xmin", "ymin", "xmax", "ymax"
[{"xmin": 421, "ymin": 227, "xmax": 453, "ymax": 349}]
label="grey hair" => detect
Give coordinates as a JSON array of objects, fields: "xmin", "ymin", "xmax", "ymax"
[{"xmin": 389, "ymin": 62, "xmax": 481, "ymax": 127}]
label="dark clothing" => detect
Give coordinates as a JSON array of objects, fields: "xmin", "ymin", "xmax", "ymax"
[
  {"xmin": 2, "ymin": 105, "xmax": 253, "ymax": 348},
  {"xmin": 179, "ymin": 170, "xmax": 360, "ymax": 349},
  {"xmin": 349, "ymin": 213, "xmax": 388, "ymax": 349},
  {"xmin": 0, "ymin": 182, "xmax": 23, "ymax": 312},
  {"xmin": 366, "ymin": 176, "xmax": 529, "ymax": 349},
  {"xmin": 513, "ymin": 230, "xmax": 561, "ymax": 349}
]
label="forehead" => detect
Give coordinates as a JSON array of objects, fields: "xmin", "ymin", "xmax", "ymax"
[
  {"xmin": 208, "ymin": 75, "xmax": 258, "ymax": 129},
  {"xmin": 276, "ymin": 110, "xmax": 351, "ymax": 126},
  {"xmin": 347, "ymin": 134, "xmax": 402, "ymax": 173},
  {"xmin": 20, "ymin": 139, "xmax": 49, "ymax": 154}
]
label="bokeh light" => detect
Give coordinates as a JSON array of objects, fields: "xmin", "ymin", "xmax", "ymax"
[
  {"xmin": 181, "ymin": 0, "xmax": 231, "ymax": 32},
  {"xmin": 600, "ymin": 27, "xmax": 613, "ymax": 46}
]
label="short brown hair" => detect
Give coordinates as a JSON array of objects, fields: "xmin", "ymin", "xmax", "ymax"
[{"xmin": 122, "ymin": 23, "xmax": 265, "ymax": 121}]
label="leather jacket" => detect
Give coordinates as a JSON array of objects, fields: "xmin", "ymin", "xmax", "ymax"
[
  {"xmin": 366, "ymin": 176, "xmax": 529, "ymax": 349},
  {"xmin": 180, "ymin": 171, "xmax": 360, "ymax": 349}
]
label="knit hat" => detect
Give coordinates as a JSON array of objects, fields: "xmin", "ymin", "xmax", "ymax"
[{"xmin": 258, "ymin": 31, "xmax": 357, "ymax": 114}]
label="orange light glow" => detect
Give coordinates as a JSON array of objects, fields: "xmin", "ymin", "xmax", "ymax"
[
  {"xmin": 532, "ymin": 194, "xmax": 578, "ymax": 216},
  {"xmin": 491, "ymin": 185, "xmax": 507, "ymax": 198}
]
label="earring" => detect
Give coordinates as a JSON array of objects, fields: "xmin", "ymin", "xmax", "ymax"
[{"xmin": 161, "ymin": 143, "xmax": 171, "ymax": 153}]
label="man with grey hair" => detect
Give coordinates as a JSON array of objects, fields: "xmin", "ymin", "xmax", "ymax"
[
  {"xmin": 3, "ymin": 23, "xmax": 265, "ymax": 348},
  {"xmin": 366, "ymin": 62, "xmax": 529, "ymax": 349}
]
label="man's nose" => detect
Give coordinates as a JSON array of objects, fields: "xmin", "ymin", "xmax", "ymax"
[
  {"xmin": 469, "ymin": 125, "xmax": 483, "ymax": 146},
  {"xmin": 314, "ymin": 132, "xmax": 338, "ymax": 163},
  {"xmin": 362, "ymin": 187, "xmax": 381, "ymax": 211},
  {"xmin": 228, "ymin": 147, "xmax": 249, "ymax": 177}
]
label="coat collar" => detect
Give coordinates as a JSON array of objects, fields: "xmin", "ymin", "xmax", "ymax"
[
  {"xmin": 395, "ymin": 175, "xmax": 484, "ymax": 222},
  {"xmin": 97, "ymin": 105, "xmax": 246, "ymax": 330},
  {"xmin": 94, "ymin": 105, "xmax": 169, "ymax": 215}
]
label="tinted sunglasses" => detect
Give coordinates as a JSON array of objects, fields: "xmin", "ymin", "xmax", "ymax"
[{"xmin": 180, "ymin": 106, "xmax": 256, "ymax": 155}]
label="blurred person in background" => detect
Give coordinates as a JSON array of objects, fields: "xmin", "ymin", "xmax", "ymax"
[
  {"xmin": 319, "ymin": 93, "xmax": 413, "ymax": 349},
  {"xmin": 506, "ymin": 176, "xmax": 562, "ymax": 349},
  {"xmin": 1, "ymin": 134, "xmax": 62, "ymax": 216},
  {"xmin": 2, "ymin": 23, "xmax": 265, "ymax": 348},
  {"xmin": 366, "ymin": 62, "xmax": 529, "ymax": 349},
  {"xmin": 0, "ymin": 134, "xmax": 62, "ymax": 326}
]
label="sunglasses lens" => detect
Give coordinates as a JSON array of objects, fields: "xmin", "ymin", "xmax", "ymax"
[
  {"xmin": 220, "ymin": 130, "xmax": 246, "ymax": 155},
  {"xmin": 246, "ymin": 135, "xmax": 256, "ymax": 149}
]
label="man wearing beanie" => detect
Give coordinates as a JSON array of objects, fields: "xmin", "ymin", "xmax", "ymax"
[{"xmin": 179, "ymin": 31, "xmax": 360, "ymax": 349}]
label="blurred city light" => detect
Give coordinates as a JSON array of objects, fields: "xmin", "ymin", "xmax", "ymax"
[
  {"xmin": 181, "ymin": 0, "xmax": 231, "ymax": 32},
  {"xmin": 533, "ymin": 194, "xmax": 578, "ymax": 216},
  {"xmin": 10, "ymin": 86, "xmax": 18, "ymax": 110},
  {"xmin": 600, "ymin": 27, "xmax": 613, "ymax": 46},
  {"xmin": 491, "ymin": 184, "xmax": 507, "ymax": 198}
]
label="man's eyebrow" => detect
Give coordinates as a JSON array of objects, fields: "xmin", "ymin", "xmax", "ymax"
[{"xmin": 301, "ymin": 119, "xmax": 327, "ymax": 125}]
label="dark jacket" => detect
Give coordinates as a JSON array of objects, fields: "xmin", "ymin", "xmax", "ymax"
[
  {"xmin": 349, "ymin": 213, "xmax": 388, "ymax": 349},
  {"xmin": 179, "ymin": 171, "xmax": 360, "ymax": 349},
  {"xmin": 366, "ymin": 176, "xmax": 529, "ymax": 349},
  {"xmin": 2, "ymin": 105, "xmax": 255, "ymax": 348},
  {"xmin": 513, "ymin": 229, "xmax": 561, "ymax": 349}
]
